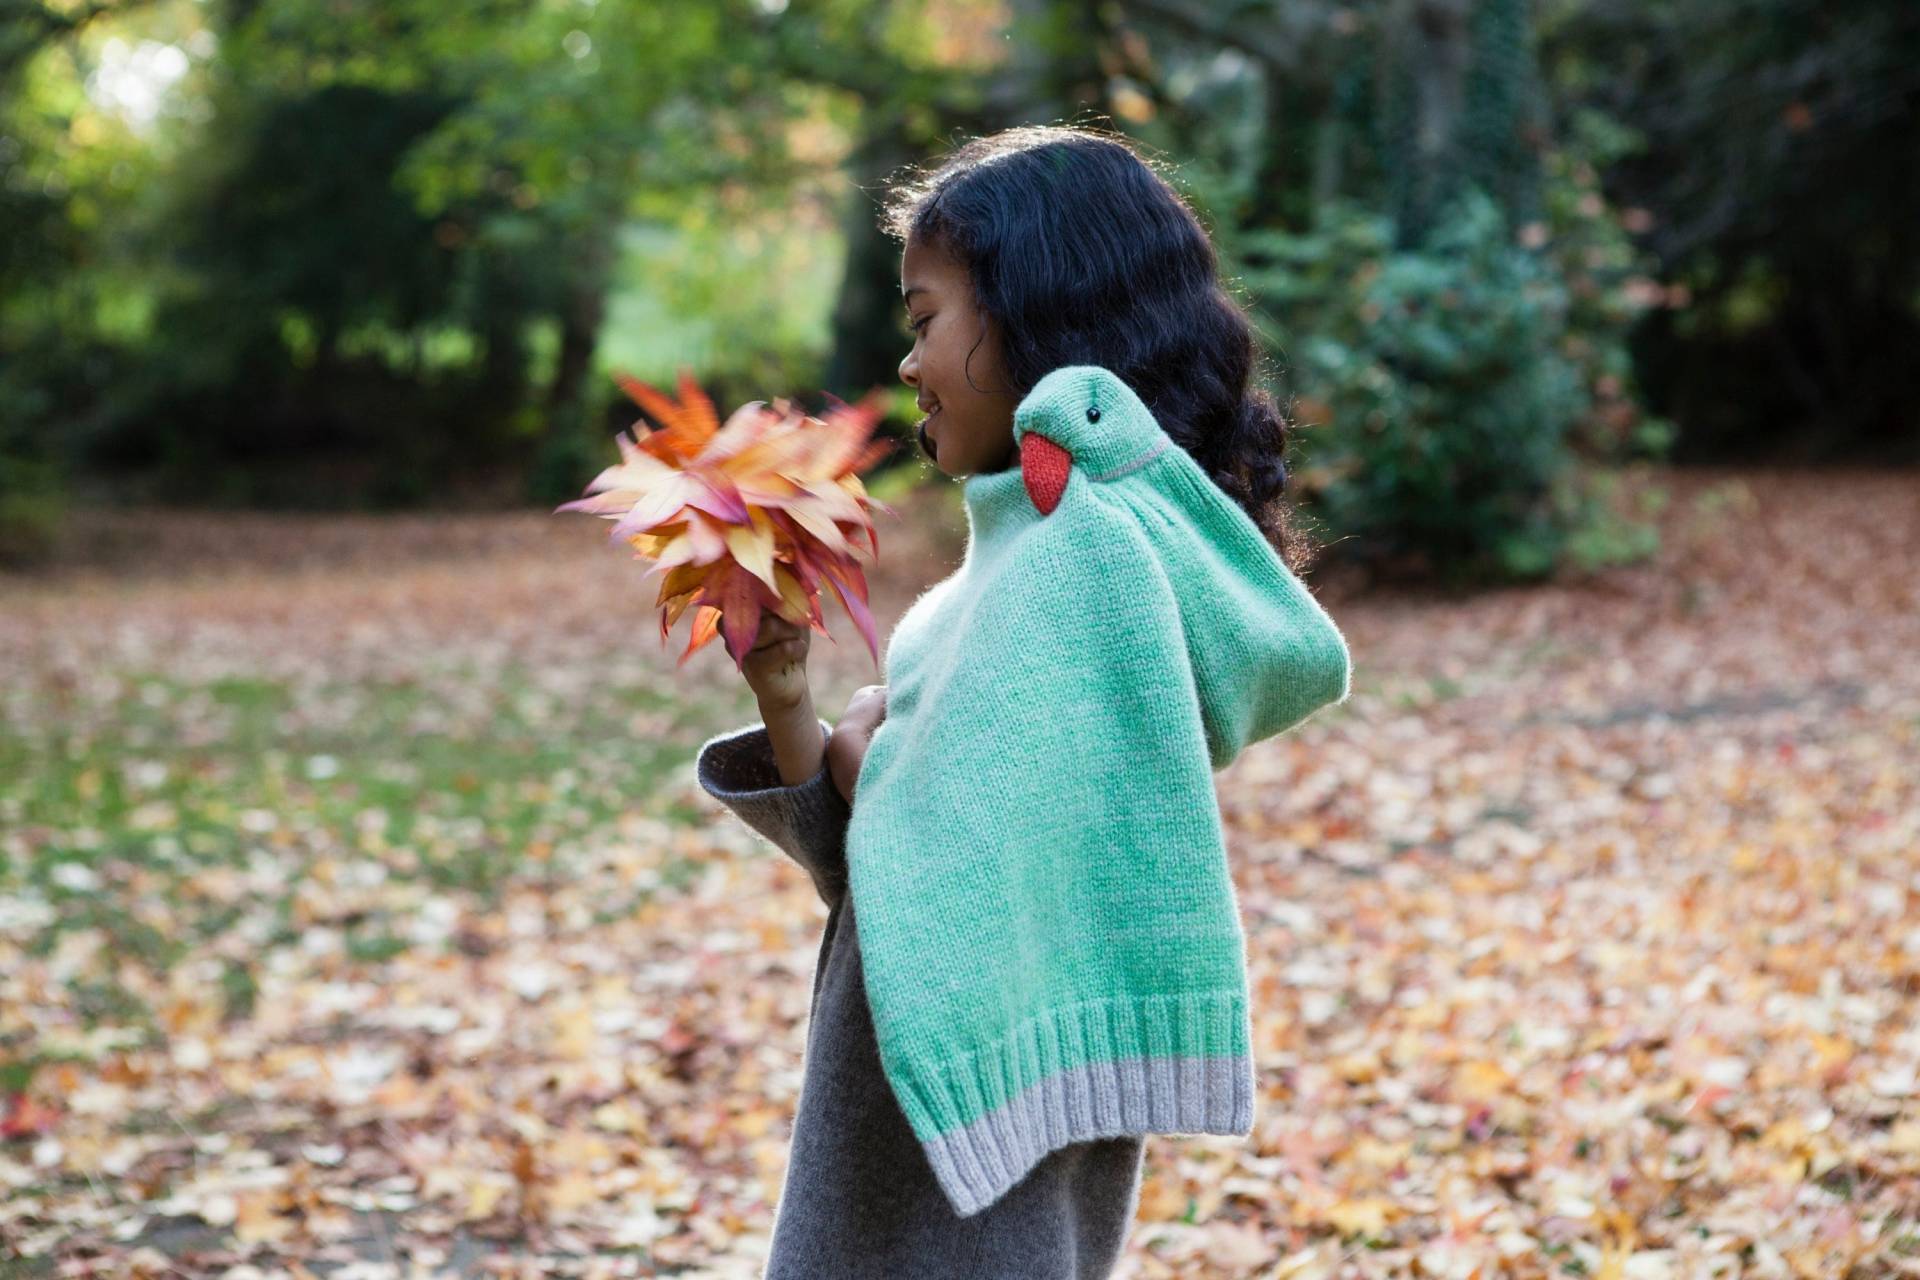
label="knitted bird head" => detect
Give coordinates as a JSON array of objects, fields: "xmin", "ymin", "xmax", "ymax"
[{"xmin": 1011, "ymin": 364, "xmax": 1174, "ymax": 515}]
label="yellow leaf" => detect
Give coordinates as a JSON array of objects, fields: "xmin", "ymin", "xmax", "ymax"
[
  {"xmin": 1885, "ymin": 1120, "xmax": 1920, "ymax": 1157},
  {"xmin": 550, "ymin": 1002, "xmax": 595, "ymax": 1061},
  {"xmin": 1331, "ymin": 1051, "xmax": 1381, "ymax": 1084},
  {"xmin": 1135, "ymin": 1172, "xmax": 1186, "ymax": 1220},
  {"xmin": 542, "ymin": 1170, "xmax": 599, "ymax": 1218},
  {"xmin": 233, "ymin": 1191, "xmax": 293, "ymax": 1245},
  {"xmin": 465, "ymin": 1174, "xmax": 512, "ymax": 1221},
  {"xmin": 732, "ymin": 1105, "xmax": 777, "ymax": 1140},
  {"xmin": 591, "ymin": 1101, "xmax": 640, "ymax": 1133},
  {"xmin": 721, "ymin": 506, "xmax": 778, "ymax": 592},
  {"xmin": 1806, "ymin": 1031, "xmax": 1854, "ymax": 1075},
  {"xmin": 1758, "ymin": 1115, "xmax": 1809, "ymax": 1153},
  {"xmin": 1454, "ymin": 1059, "xmax": 1514, "ymax": 1101},
  {"xmin": 1321, "ymin": 1195, "xmax": 1398, "ymax": 1236}
]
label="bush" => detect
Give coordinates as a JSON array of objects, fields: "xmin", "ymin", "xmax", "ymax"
[
  {"xmin": 0, "ymin": 331, "xmax": 82, "ymax": 567},
  {"xmin": 0, "ymin": 457, "xmax": 66, "ymax": 568},
  {"xmin": 1232, "ymin": 179, "xmax": 1666, "ymax": 583}
]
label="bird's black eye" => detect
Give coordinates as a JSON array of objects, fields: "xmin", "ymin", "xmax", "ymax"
[{"xmin": 1086, "ymin": 406, "xmax": 1100, "ymax": 422}]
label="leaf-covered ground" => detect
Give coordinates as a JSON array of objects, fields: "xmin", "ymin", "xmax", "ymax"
[{"xmin": 2, "ymin": 467, "xmax": 1916, "ymax": 1278}]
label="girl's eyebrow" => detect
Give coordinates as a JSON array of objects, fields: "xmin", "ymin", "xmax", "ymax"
[{"xmin": 902, "ymin": 285, "xmax": 927, "ymax": 303}]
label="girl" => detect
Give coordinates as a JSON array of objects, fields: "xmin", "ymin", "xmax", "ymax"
[{"xmin": 696, "ymin": 124, "xmax": 1345, "ymax": 1279}]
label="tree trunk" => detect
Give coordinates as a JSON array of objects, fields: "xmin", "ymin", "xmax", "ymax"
[
  {"xmin": 1381, "ymin": 0, "xmax": 1472, "ymax": 248},
  {"xmin": 545, "ymin": 228, "xmax": 615, "ymax": 432}
]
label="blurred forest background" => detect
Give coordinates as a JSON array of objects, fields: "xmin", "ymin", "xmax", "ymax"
[{"xmin": 4, "ymin": 0, "xmax": 1915, "ymax": 583}]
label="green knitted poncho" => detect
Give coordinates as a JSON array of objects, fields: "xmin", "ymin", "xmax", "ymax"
[{"xmin": 846, "ymin": 364, "xmax": 1353, "ymax": 1217}]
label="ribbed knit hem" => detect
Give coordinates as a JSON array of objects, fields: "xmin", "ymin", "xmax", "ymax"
[{"xmin": 886, "ymin": 991, "xmax": 1256, "ymax": 1218}]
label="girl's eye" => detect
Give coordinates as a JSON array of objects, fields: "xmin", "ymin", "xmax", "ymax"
[{"xmin": 906, "ymin": 316, "xmax": 928, "ymax": 335}]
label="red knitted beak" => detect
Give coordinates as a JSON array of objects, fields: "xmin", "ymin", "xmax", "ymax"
[{"xmin": 1020, "ymin": 432, "xmax": 1072, "ymax": 516}]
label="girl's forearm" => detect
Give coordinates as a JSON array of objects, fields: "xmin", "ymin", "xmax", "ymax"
[{"xmin": 759, "ymin": 691, "xmax": 827, "ymax": 786}]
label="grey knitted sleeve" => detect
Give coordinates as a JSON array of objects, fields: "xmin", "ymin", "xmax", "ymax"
[{"xmin": 695, "ymin": 716, "xmax": 851, "ymax": 908}]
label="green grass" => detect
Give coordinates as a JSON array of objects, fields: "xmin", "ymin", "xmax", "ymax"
[{"xmin": 0, "ymin": 662, "xmax": 747, "ymax": 1049}]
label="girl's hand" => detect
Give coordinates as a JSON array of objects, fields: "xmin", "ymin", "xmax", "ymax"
[
  {"xmin": 827, "ymin": 684, "xmax": 887, "ymax": 805},
  {"xmin": 743, "ymin": 612, "xmax": 813, "ymax": 712}
]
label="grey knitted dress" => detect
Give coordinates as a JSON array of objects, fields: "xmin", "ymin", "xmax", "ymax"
[{"xmin": 695, "ymin": 717, "xmax": 1148, "ymax": 1279}]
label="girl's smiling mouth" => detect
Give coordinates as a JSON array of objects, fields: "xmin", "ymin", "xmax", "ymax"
[{"xmin": 917, "ymin": 407, "xmax": 940, "ymax": 461}]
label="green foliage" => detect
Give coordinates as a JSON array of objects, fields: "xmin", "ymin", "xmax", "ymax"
[
  {"xmin": 1232, "ymin": 180, "xmax": 1663, "ymax": 583},
  {"xmin": 0, "ymin": 328, "xmax": 129, "ymax": 564},
  {"xmin": 1539, "ymin": 109, "xmax": 1677, "ymax": 463},
  {"xmin": 0, "ymin": 11, "xmax": 177, "ymax": 558},
  {"xmin": 0, "ymin": 359, "xmax": 57, "ymax": 566},
  {"xmin": 0, "ymin": 456, "xmax": 67, "ymax": 567},
  {"xmin": 2, "ymin": 0, "xmax": 839, "ymax": 512},
  {"xmin": 71, "ymin": 79, "xmax": 559, "ymax": 507},
  {"xmin": 177, "ymin": 83, "xmax": 467, "ymax": 344},
  {"xmin": 1239, "ymin": 191, "xmax": 1576, "ymax": 580},
  {"xmin": 1171, "ymin": 0, "xmax": 1673, "ymax": 584}
]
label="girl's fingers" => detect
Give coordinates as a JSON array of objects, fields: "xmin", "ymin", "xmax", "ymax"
[
  {"xmin": 751, "ymin": 615, "xmax": 801, "ymax": 651},
  {"xmin": 750, "ymin": 637, "xmax": 807, "ymax": 668},
  {"xmin": 844, "ymin": 694, "xmax": 885, "ymax": 731}
]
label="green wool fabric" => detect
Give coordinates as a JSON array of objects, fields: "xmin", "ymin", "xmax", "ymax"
[{"xmin": 846, "ymin": 365, "xmax": 1353, "ymax": 1218}]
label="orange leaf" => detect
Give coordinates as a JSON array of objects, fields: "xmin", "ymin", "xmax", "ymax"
[{"xmin": 557, "ymin": 366, "xmax": 893, "ymax": 672}]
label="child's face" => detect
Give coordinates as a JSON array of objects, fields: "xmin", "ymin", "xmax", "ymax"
[{"xmin": 898, "ymin": 233, "xmax": 1017, "ymax": 478}]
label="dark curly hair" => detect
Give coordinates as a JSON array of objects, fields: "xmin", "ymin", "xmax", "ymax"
[{"xmin": 878, "ymin": 123, "xmax": 1313, "ymax": 574}]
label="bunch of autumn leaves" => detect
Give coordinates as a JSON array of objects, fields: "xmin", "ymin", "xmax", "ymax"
[{"xmin": 556, "ymin": 370, "xmax": 895, "ymax": 671}]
